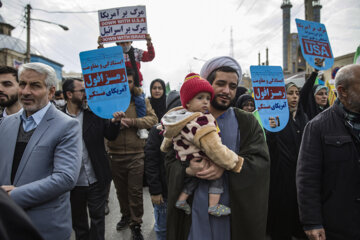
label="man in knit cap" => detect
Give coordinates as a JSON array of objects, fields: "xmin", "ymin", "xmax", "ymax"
[{"xmin": 165, "ymin": 56, "xmax": 270, "ymax": 240}]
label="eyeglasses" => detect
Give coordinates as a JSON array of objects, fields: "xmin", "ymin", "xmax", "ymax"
[{"xmin": 72, "ymin": 89, "xmax": 85, "ymax": 93}]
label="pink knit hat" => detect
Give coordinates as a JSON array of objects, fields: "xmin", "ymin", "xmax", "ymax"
[{"xmin": 180, "ymin": 73, "xmax": 214, "ymax": 109}]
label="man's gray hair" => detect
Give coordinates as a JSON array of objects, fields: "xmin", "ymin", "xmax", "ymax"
[{"xmin": 18, "ymin": 62, "xmax": 57, "ymax": 88}]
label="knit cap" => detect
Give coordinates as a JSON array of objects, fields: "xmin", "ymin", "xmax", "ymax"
[{"xmin": 180, "ymin": 73, "xmax": 214, "ymax": 109}]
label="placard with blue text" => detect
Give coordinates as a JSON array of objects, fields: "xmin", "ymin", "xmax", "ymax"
[
  {"xmin": 79, "ymin": 46, "xmax": 130, "ymax": 119},
  {"xmin": 296, "ymin": 18, "xmax": 334, "ymax": 70},
  {"xmin": 250, "ymin": 66, "xmax": 289, "ymax": 132}
]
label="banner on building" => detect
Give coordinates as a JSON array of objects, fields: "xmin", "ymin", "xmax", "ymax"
[
  {"xmin": 296, "ymin": 18, "xmax": 334, "ymax": 70},
  {"xmin": 79, "ymin": 46, "xmax": 131, "ymax": 119},
  {"xmin": 98, "ymin": 5, "xmax": 147, "ymax": 43},
  {"xmin": 250, "ymin": 66, "xmax": 289, "ymax": 132}
]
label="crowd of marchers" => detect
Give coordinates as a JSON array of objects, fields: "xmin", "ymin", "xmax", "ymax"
[{"xmin": 0, "ymin": 38, "xmax": 359, "ymax": 240}]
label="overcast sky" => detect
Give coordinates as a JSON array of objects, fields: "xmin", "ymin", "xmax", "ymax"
[{"xmin": 2, "ymin": 0, "xmax": 360, "ymax": 95}]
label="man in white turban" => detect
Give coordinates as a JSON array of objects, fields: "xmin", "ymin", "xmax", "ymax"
[
  {"xmin": 200, "ymin": 56, "xmax": 242, "ymax": 84},
  {"xmin": 165, "ymin": 56, "xmax": 270, "ymax": 240}
]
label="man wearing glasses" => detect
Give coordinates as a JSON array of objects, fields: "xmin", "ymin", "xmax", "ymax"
[{"xmin": 62, "ymin": 78, "xmax": 123, "ymax": 240}]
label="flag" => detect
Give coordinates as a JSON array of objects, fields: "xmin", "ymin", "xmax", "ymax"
[
  {"xmin": 165, "ymin": 82, "xmax": 171, "ymax": 94},
  {"xmin": 252, "ymin": 109, "xmax": 266, "ymax": 140},
  {"xmin": 326, "ymin": 80, "xmax": 337, "ymax": 106},
  {"xmin": 354, "ymin": 45, "xmax": 360, "ymax": 64}
]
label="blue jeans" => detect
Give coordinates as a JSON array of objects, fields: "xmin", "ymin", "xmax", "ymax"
[
  {"xmin": 134, "ymin": 93, "xmax": 146, "ymax": 118},
  {"xmin": 153, "ymin": 201, "xmax": 167, "ymax": 240}
]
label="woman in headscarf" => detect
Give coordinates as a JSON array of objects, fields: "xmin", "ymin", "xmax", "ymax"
[
  {"xmin": 299, "ymin": 68, "xmax": 329, "ymax": 120},
  {"xmin": 235, "ymin": 94, "xmax": 255, "ymax": 112},
  {"xmin": 266, "ymin": 82, "xmax": 308, "ymax": 240},
  {"xmin": 231, "ymin": 86, "xmax": 248, "ymax": 107},
  {"xmin": 149, "ymin": 79, "xmax": 167, "ymax": 122}
]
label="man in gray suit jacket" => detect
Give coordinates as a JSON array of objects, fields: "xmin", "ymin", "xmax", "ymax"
[{"xmin": 0, "ymin": 62, "xmax": 82, "ymax": 240}]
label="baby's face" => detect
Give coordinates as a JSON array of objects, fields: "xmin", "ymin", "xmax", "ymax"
[{"xmin": 186, "ymin": 92, "xmax": 211, "ymax": 113}]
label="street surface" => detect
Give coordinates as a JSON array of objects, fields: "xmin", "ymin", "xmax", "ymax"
[{"xmin": 71, "ymin": 183, "xmax": 156, "ymax": 240}]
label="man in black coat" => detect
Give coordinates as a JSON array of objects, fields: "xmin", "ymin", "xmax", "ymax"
[
  {"xmin": 297, "ymin": 64, "xmax": 360, "ymax": 240},
  {"xmin": 62, "ymin": 78, "xmax": 123, "ymax": 240},
  {"xmin": 144, "ymin": 90, "xmax": 182, "ymax": 240}
]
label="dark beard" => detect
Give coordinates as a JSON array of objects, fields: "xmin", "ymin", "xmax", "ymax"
[
  {"xmin": 0, "ymin": 94, "xmax": 18, "ymax": 108},
  {"xmin": 211, "ymin": 95, "xmax": 231, "ymax": 111},
  {"xmin": 71, "ymin": 97, "xmax": 83, "ymax": 109}
]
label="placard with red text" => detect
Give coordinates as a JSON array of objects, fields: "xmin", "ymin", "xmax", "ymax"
[
  {"xmin": 296, "ymin": 18, "xmax": 334, "ymax": 70},
  {"xmin": 98, "ymin": 6, "xmax": 147, "ymax": 43}
]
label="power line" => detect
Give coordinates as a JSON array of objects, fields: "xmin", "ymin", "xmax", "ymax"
[
  {"xmin": 32, "ymin": 8, "xmax": 98, "ymax": 14},
  {"xmin": 236, "ymin": 0, "xmax": 246, "ymax": 11},
  {"xmin": 10, "ymin": 25, "xmax": 26, "ymax": 54},
  {"xmin": 72, "ymin": 0, "xmax": 98, "ymax": 26},
  {"xmin": 244, "ymin": 0, "xmax": 259, "ymax": 16},
  {"xmin": 31, "ymin": 26, "xmax": 80, "ymax": 67}
]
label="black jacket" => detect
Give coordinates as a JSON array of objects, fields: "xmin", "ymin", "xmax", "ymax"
[
  {"xmin": 0, "ymin": 188, "xmax": 43, "ymax": 240},
  {"xmin": 297, "ymin": 100, "xmax": 360, "ymax": 239},
  {"xmin": 63, "ymin": 107, "xmax": 119, "ymax": 187},
  {"xmin": 144, "ymin": 124, "xmax": 168, "ymax": 199},
  {"xmin": 165, "ymin": 109, "xmax": 270, "ymax": 240},
  {"xmin": 266, "ymin": 108, "xmax": 308, "ymax": 238}
]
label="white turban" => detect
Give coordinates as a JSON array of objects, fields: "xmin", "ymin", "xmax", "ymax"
[{"xmin": 200, "ymin": 56, "xmax": 242, "ymax": 83}]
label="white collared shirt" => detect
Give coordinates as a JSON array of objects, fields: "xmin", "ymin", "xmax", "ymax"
[{"xmin": 20, "ymin": 102, "xmax": 51, "ymax": 132}]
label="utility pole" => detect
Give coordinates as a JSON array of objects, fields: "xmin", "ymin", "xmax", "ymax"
[
  {"xmin": 258, "ymin": 52, "xmax": 261, "ymax": 65},
  {"xmin": 24, "ymin": 4, "xmax": 69, "ymax": 64},
  {"xmin": 26, "ymin": 4, "xmax": 31, "ymax": 63}
]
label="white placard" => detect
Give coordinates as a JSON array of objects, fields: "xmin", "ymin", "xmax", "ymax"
[{"xmin": 98, "ymin": 6, "xmax": 147, "ymax": 43}]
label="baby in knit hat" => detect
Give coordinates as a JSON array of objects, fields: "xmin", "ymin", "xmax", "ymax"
[{"xmin": 160, "ymin": 73, "xmax": 244, "ymax": 216}]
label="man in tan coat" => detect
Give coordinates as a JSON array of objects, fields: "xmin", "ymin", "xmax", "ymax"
[{"xmin": 106, "ymin": 67, "xmax": 157, "ymax": 240}]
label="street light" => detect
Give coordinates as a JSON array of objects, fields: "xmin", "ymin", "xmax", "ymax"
[
  {"xmin": 25, "ymin": 4, "xmax": 69, "ymax": 62},
  {"xmin": 31, "ymin": 18, "xmax": 69, "ymax": 31}
]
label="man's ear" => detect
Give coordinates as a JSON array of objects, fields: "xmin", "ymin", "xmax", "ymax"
[
  {"xmin": 48, "ymin": 86, "xmax": 56, "ymax": 100},
  {"xmin": 65, "ymin": 90, "xmax": 72, "ymax": 100},
  {"xmin": 336, "ymin": 85, "xmax": 347, "ymax": 99}
]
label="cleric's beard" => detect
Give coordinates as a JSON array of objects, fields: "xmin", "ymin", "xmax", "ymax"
[{"xmin": 211, "ymin": 95, "xmax": 231, "ymax": 111}]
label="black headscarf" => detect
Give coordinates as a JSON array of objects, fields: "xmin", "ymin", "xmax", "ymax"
[
  {"xmin": 235, "ymin": 94, "xmax": 255, "ymax": 109},
  {"xmin": 149, "ymin": 79, "xmax": 166, "ymax": 122},
  {"xmin": 231, "ymin": 86, "xmax": 248, "ymax": 107}
]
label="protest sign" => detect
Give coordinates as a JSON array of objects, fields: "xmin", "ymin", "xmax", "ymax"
[
  {"xmin": 296, "ymin": 18, "xmax": 334, "ymax": 70},
  {"xmin": 79, "ymin": 46, "xmax": 131, "ymax": 119},
  {"xmin": 99, "ymin": 5, "xmax": 147, "ymax": 43},
  {"xmin": 250, "ymin": 66, "xmax": 289, "ymax": 132}
]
